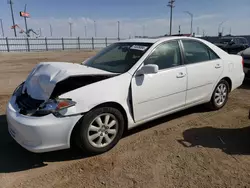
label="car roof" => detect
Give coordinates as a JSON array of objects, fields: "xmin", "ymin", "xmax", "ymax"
[{"xmin": 119, "ymin": 36, "xmax": 194, "ymax": 44}]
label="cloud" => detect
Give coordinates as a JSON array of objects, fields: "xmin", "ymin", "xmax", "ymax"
[{"xmin": 4, "ymin": 13, "xmax": 250, "ymax": 38}]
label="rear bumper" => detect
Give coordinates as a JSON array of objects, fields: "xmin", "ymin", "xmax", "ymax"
[{"xmin": 6, "ymin": 96, "xmax": 82, "ymax": 153}]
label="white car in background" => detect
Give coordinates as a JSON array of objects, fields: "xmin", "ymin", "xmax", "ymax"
[{"xmin": 6, "ymin": 37, "xmax": 245, "ymax": 154}]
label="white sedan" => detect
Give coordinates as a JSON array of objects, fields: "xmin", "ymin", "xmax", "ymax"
[{"xmin": 6, "ymin": 36, "xmax": 245, "ymax": 154}]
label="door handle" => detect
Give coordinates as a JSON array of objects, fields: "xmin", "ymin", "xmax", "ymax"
[
  {"xmin": 176, "ymin": 72, "xmax": 186, "ymax": 78},
  {"xmin": 215, "ymin": 64, "xmax": 221, "ymax": 69}
]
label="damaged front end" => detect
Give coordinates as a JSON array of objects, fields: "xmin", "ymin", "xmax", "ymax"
[
  {"xmin": 14, "ymin": 62, "xmax": 116, "ymax": 117},
  {"xmin": 14, "ymin": 82, "xmax": 77, "ymax": 117}
]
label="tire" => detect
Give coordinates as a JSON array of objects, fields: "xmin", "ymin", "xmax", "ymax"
[
  {"xmin": 207, "ymin": 79, "xmax": 229, "ymax": 110},
  {"xmin": 75, "ymin": 107, "xmax": 124, "ymax": 155}
]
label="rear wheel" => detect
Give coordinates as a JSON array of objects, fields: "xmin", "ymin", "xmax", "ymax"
[
  {"xmin": 208, "ymin": 80, "xmax": 229, "ymax": 110},
  {"xmin": 75, "ymin": 107, "xmax": 124, "ymax": 154}
]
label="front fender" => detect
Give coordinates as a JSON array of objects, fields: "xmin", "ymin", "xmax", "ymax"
[{"xmin": 59, "ymin": 73, "xmax": 132, "ymax": 116}]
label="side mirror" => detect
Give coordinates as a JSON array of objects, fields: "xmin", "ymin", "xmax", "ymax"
[
  {"xmin": 81, "ymin": 57, "xmax": 91, "ymax": 65},
  {"xmin": 136, "ymin": 64, "xmax": 159, "ymax": 76}
]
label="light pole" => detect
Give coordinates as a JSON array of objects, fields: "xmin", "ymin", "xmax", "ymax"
[
  {"xmin": 0, "ymin": 19, "xmax": 4, "ymax": 37},
  {"xmin": 8, "ymin": 0, "xmax": 17, "ymax": 37},
  {"xmin": 117, "ymin": 21, "xmax": 120, "ymax": 39},
  {"xmin": 94, "ymin": 20, "xmax": 97, "ymax": 37},
  {"xmin": 167, "ymin": 0, "xmax": 175, "ymax": 35},
  {"xmin": 85, "ymin": 25, "xmax": 87, "ymax": 37},
  {"xmin": 69, "ymin": 22, "xmax": 73, "ymax": 37},
  {"xmin": 142, "ymin": 25, "xmax": 145, "ymax": 37},
  {"xmin": 184, "ymin": 11, "xmax": 193, "ymax": 35},
  {"xmin": 39, "ymin": 28, "xmax": 42, "ymax": 37},
  {"xmin": 49, "ymin": 24, "xmax": 53, "ymax": 37},
  {"xmin": 218, "ymin": 21, "xmax": 225, "ymax": 36},
  {"xmin": 23, "ymin": 4, "xmax": 29, "ymax": 37}
]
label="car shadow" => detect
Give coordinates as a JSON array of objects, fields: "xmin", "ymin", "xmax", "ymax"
[
  {"xmin": 0, "ymin": 114, "xmax": 91, "ymax": 173},
  {"xmin": 239, "ymin": 79, "xmax": 250, "ymax": 90},
  {"xmin": 179, "ymin": 126, "xmax": 250, "ymax": 155},
  {"xmin": 0, "ymin": 104, "xmax": 209, "ymax": 173},
  {"xmin": 124, "ymin": 104, "xmax": 210, "ymax": 137}
]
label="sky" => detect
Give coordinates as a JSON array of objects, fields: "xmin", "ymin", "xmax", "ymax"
[{"xmin": 0, "ymin": 0, "xmax": 250, "ymax": 38}]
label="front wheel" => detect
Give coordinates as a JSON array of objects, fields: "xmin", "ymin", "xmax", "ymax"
[
  {"xmin": 208, "ymin": 80, "xmax": 229, "ymax": 110},
  {"xmin": 75, "ymin": 107, "xmax": 125, "ymax": 155}
]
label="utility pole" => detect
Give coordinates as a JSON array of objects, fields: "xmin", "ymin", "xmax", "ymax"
[
  {"xmin": 49, "ymin": 24, "xmax": 53, "ymax": 36},
  {"xmin": 94, "ymin": 20, "xmax": 97, "ymax": 37},
  {"xmin": 0, "ymin": 19, "xmax": 4, "ymax": 37},
  {"xmin": 117, "ymin": 21, "xmax": 120, "ymax": 39},
  {"xmin": 203, "ymin": 29, "xmax": 205, "ymax": 37},
  {"xmin": 69, "ymin": 22, "xmax": 73, "ymax": 37},
  {"xmin": 184, "ymin": 11, "xmax": 193, "ymax": 36},
  {"xmin": 84, "ymin": 25, "xmax": 87, "ymax": 37},
  {"xmin": 8, "ymin": 0, "xmax": 17, "ymax": 37},
  {"xmin": 178, "ymin": 25, "xmax": 181, "ymax": 35},
  {"xmin": 167, "ymin": 0, "xmax": 175, "ymax": 36},
  {"xmin": 24, "ymin": 4, "xmax": 29, "ymax": 37}
]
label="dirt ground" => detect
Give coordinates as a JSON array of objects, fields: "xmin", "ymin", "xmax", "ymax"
[{"xmin": 0, "ymin": 51, "xmax": 250, "ymax": 188}]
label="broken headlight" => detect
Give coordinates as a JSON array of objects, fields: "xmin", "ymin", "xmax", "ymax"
[
  {"xmin": 13, "ymin": 82, "xmax": 24, "ymax": 97},
  {"xmin": 35, "ymin": 98, "xmax": 76, "ymax": 116}
]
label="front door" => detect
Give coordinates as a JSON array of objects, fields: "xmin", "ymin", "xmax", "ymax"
[
  {"xmin": 131, "ymin": 40, "xmax": 187, "ymax": 122},
  {"xmin": 181, "ymin": 39, "xmax": 224, "ymax": 105}
]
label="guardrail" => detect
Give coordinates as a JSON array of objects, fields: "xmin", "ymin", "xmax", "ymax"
[{"xmin": 0, "ymin": 37, "xmax": 125, "ymax": 52}]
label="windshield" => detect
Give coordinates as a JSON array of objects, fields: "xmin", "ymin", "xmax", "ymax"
[
  {"xmin": 219, "ymin": 38, "xmax": 233, "ymax": 43},
  {"xmin": 84, "ymin": 42, "xmax": 153, "ymax": 73}
]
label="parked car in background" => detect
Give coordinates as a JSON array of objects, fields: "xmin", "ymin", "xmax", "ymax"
[
  {"xmin": 238, "ymin": 47, "xmax": 250, "ymax": 78},
  {"xmin": 7, "ymin": 37, "xmax": 245, "ymax": 155},
  {"xmin": 214, "ymin": 36, "xmax": 249, "ymax": 54}
]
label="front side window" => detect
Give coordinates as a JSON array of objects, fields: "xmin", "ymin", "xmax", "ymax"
[
  {"xmin": 144, "ymin": 40, "xmax": 182, "ymax": 70},
  {"xmin": 182, "ymin": 40, "xmax": 219, "ymax": 64},
  {"xmin": 84, "ymin": 42, "xmax": 152, "ymax": 73}
]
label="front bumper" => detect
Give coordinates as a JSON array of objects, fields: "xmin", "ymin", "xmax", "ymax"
[{"xmin": 6, "ymin": 96, "xmax": 82, "ymax": 153}]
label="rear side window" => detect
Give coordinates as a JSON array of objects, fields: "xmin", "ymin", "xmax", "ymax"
[
  {"xmin": 182, "ymin": 40, "xmax": 219, "ymax": 64},
  {"xmin": 239, "ymin": 38, "xmax": 248, "ymax": 44}
]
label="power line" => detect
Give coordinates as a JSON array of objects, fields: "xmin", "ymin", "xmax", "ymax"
[
  {"xmin": 167, "ymin": 0, "xmax": 175, "ymax": 35},
  {"xmin": 8, "ymin": 0, "xmax": 17, "ymax": 37}
]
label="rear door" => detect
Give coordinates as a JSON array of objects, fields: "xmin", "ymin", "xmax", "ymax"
[{"xmin": 180, "ymin": 39, "xmax": 223, "ymax": 105}]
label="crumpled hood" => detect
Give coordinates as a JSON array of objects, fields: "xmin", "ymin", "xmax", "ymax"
[{"xmin": 23, "ymin": 62, "xmax": 115, "ymax": 101}]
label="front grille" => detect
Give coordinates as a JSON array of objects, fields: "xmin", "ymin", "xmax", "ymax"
[{"xmin": 16, "ymin": 92, "xmax": 44, "ymax": 115}]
